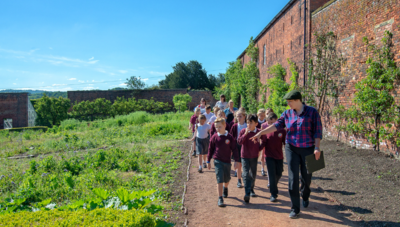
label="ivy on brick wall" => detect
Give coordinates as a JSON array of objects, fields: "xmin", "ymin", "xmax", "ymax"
[
  {"xmin": 303, "ymin": 31, "xmax": 346, "ymax": 116},
  {"xmin": 340, "ymin": 31, "xmax": 400, "ymax": 151}
]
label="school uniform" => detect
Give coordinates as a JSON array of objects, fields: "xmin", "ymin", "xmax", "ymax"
[
  {"xmin": 195, "ymin": 123, "xmax": 211, "ymax": 155},
  {"xmin": 204, "ymin": 112, "xmax": 215, "ymax": 124},
  {"xmin": 273, "ymin": 104, "xmax": 322, "ymax": 214},
  {"xmin": 229, "ymin": 122, "xmax": 247, "ymax": 159},
  {"xmin": 237, "ymin": 128, "xmax": 262, "ymax": 196},
  {"xmin": 190, "ymin": 114, "xmax": 199, "ymax": 134},
  {"xmin": 208, "ymin": 131, "xmax": 240, "ymax": 184},
  {"xmin": 260, "ymin": 128, "xmax": 286, "ymax": 198},
  {"xmin": 210, "ymin": 122, "xmax": 231, "ymax": 137},
  {"xmin": 257, "ymin": 119, "xmax": 266, "ymax": 129}
]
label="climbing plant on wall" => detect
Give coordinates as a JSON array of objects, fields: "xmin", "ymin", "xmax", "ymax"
[
  {"xmin": 303, "ymin": 31, "xmax": 346, "ymax": 115},
  {"xmin": 344, "ymin": 31, "xmax": 400, "ymax": 151}
]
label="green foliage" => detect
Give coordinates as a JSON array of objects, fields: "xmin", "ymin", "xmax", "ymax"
[
  {"xmin": 0, "ymin": 209, "xmax": 158, "ymax": 226},
  {"xmin": 302, "ymin": 31, "xmax": 346, "ymax": 114},
  {"xmin": 287, "ymin": 58, "xmax": 299, "ymax": 92},
  {"xmin": 159, "ymin": 60, "xmax": 216, "ymax": 90},
  {"xmin": 344, "ymin": 31, "xmax": 400, "ymax": 151},
  {"xmin": 263, "ymin": 63, "xmax": 289, "ymax": 114},
  {"xmin": 126, "ymin": 76, "xmax": 146, "ymax": 90},
  {"xmin": 172, "ymin": 94, "xmax": 192, "ymax": 112},
  {"xmin": 0, "ymin": 126, "xmax": 48, "ymax": 133},
  {"xmin": 71, "ymin": 98, "xmax": 114, "ymax": 121},
  {"xmin": 34, "ymin": 95, "xmax": 71, "ymax": 127}
]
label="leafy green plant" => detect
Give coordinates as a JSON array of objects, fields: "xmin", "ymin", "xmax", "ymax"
[{"xmin": 172, "ymin": 94, "xmax": 192, "ymax": 112}]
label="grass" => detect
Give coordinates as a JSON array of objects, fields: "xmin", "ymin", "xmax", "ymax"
[{"xmin": 0, "ymin": 111, "xmax": 192, "ymax": 225}]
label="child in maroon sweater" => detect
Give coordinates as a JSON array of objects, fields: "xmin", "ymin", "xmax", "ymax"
[
  {"xmin": 210, "ymin": 110, "xmax": 230, "ymax": 136},
  {"xmin": 189, "ymin": 108, "xmax": 201, "ymax": 156},
  {"xmin": 260, "ymin": 112, "xmax": 286, "ymax": 202},
  {"xmin": 260, "ymin": 108, "xmax": 274, "ymax": 178},
  {"xmin": 208, "ymin": 118, "xmax": 240, "ymax": 207},
  {"xmin": 229, "ymin": 109, "xmax": 247, "ymax": 187},
  {"xmin": 237, "ymin": 114, "xmax": 262, "ymax": 203}
]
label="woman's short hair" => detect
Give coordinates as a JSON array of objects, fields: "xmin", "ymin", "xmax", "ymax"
[{"xmin": 200, "ymin": 98, "xmax": 206, "ymax": 105}]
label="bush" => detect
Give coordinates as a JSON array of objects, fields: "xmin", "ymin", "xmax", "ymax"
[
  {"xmin": 172, "ymin": 94, "xmax": 192, "ymax": 112},
  {"xmin": 0, "ymin": 209, "xmax": 157, "ymax": 227},
  {"xmin": 0, "ymin": 126, "xmax": 48, "ymax": 133}
]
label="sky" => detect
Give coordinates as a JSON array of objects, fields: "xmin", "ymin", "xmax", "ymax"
[{"xmin": 0, "ymin": 0, "xmax": 290, "ymax": 91}]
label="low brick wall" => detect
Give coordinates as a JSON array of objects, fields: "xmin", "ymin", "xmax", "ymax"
[{"xmin": 0, "ymin": 93, "xmax": 29, "ymax": 129}]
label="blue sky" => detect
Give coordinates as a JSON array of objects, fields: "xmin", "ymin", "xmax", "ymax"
[{"xmin": 0, "ymin": 0, "xmax": 290, "ymax": 91}]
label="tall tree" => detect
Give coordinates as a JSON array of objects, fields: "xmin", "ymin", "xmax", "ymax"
[
  {"xmin": 126, "ymin": 76, "xmax": 146, "ymax": 90},
  {"xmin": 159, "ymin": 60, "xmax": 213, "ymax": 90},
  {"xmin": 34, "ymin": 95, "xmax": 71, "ymax": 127}
]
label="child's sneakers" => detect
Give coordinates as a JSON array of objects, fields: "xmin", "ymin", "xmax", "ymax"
[
  {"xmin": 218, "ymin": 196, "xmax": 225, "ymax": 207},
  {"xmin": 234, "ymin": 171, "xmax": 237, "ymax": 177},
  {"xmin": 261, "ymin": 169, "xmax": 266, "ymax": 176},
  {"xmin": 244, "ymin": 195, "xmax": 250, "ymax": 203},
  {"xmin": 237, "ymin": 179, "xmax": 242, "ymax": 188},
  {"xmin": 198, "ymin": 167, "xmax": 203, "ymax": 173},
  {"xmin": 203, "ymin": 163, "xmax": 207, "ymax": 169},
  {"xmin": 223, "ymin": 187, "xmax": 228, "ymax": 198},
  {"xmin": 250, "ymin": 189, "xmax": 257, "ymax": 197}
]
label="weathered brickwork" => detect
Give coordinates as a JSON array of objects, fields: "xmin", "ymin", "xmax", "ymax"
[
  {"xmin": 312, "ymin": 0, "xmax": 400, "ymax": 154},
  {"xmin": 239, "ymin": 0, "xmax": 331, "ymax": 101},
  {"xmin": 0, "ymin": 93, "xmax": 29, "ymax": 129},
  {"xmin": 67, "ymin": 89, "xmax": 217, "ymax": 111},
  {"xmin": 239, "ymin": 0, "xmax": 400, "ymax": 156}
]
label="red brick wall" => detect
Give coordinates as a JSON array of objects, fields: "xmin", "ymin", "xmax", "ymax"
[
  {"xmin": 67, "ymin": 89, "xmax": 217, "ymax": 111},
  {"xmin": 239, "ymin": 0, "xmax": 331, "ymax": 102},
  {"xmin": 0, "ymin": 93, "xmax": 28, "ymax": 129},
  {"xmin": 311, "ymin": 0, "xmax": 400, "ymax": 154}
]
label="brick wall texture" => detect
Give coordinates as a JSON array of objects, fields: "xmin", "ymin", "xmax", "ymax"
[
  {"xmin": 67, "ymin": 89, "xmax": 217, "ymax": 111},
  {"xmin": 0, "ymin": 93, "xmax": 29, "ymax": 129},
  {"xmin": 239, "ymin": 0, "xmax": 400, "ymax": 155}
]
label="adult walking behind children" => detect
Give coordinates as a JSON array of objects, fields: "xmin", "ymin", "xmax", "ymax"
[
  {"xmin": 250, "ymin": 91, "xmax": 322, "ymax": 219},
  {"xmin": 208, "ymin": 118, "xmax": 240, "ymax": 207},
  {"xmin": 260, "ymin": 112, "xmax": 286, "ymax": 202},
  {"xmin": 191, "ymin": 114, "xmax": 211, "ymax": 173},
  {"xmin": 237, "ymin": 114, "xmax": 262, "ymax": 203}
]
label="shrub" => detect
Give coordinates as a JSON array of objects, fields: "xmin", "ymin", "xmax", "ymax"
[
  {"xmin": 0, "ymin": 126, "xmax": 48, "ymax": 133},
  {"xmin": 173, "ymin": 94, "xmax": 192, "ymax": 112},
  {"xmin": 0, "ymin": 209, "xmax": 157, "ymax": 227}
]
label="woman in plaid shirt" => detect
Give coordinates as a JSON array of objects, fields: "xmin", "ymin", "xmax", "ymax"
[{"xmin": 251, "ymin": 90, "xmax": 322, "ymax": 219}]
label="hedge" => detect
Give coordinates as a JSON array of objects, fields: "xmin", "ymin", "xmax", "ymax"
[
  {"xmin": 0, "ymin": 209, "xmax": 157, "ymax": 227},
  {"xmin": 0, "ymin": 126, "xmax": 48, "ymax": 132}
]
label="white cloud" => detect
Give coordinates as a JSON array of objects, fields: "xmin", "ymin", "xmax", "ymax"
[
  {"xmin": 68, "ymin": 78, "xmax": 77, "ymax": 80},
  {"xmin": 109, "ymin": 73, "xmax": 115, "ymax": 76},
  {"xmin": 92, "ymin": 80, "xmax": 95, "ymax": 82},
  {"xmin": 119, "ymin": 83, "xmax": 127, "ymax": 86},
  {"xmin": 29, "ymin": 48, "xmax": 40, "ymax": 54},
  {"xmin": 49, "ymin": 47, "xmax": 53, "ymax": 50},
  {"xmin": 96, "ymin": 68, "xmax": 106, "ymax": 73},
  {"xmin": 78, "ymin": 80, "xmax": 85, "ymax": 83},
  {"xmin": 52, "ymin": 84, "xmax": 67, "ymax": 87},
  {"xmin": 13, "ymin": 83, "xmax": 16, "ymax": 85},
  {"xmin": 141, "ymin": 78, "xmax": 149, "ymax": 81},
  {"xmin": 82, "ymin": 86, "xmax": 97, "ymax": 90},
  {"xmin": 119, "ymin": 70, "xmax": 128, "ymax": 74},
  {"xmin": 88, "ymin": 57, "xmax": 94, "ymax": 60}
]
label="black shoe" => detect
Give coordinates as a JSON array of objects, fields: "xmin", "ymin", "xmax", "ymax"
[
  {"xmin": 234, "ymin": 171, "xmax": 237, "ymax": 177},
  {"xmin": 289, "ymin": 211, "xmax": 300, "ymax": 219},
  {"xmin": 303, "ymin": 199, "xmax": 309, "ymax": 208},
  {"xmin": 198, "ymin": 168, "xmax": 203, "ymax": 173},
  {"xmin": 218, "ymin": 197, "xmax": 225, "ymax": 207},
  {"xmin": 237, "ymin": 180, "xmax": 242, "ymax": 188},
  {"xmin": 244, "ymin": 195, "xmax": 250, "ymax": 203},
  {"xmin": 261, "ymin": 169, "xmax": 266, "ymax": 176},
  {"xmin": 270, "ymin": 196, "xmax": 277, "ymax": 202},
  {"xmin": 203, "ymin": 163, "xmax": 207, "ymax": 168},
  {"xmin": 250, "ymin": 190, "xmax": 257, "ymax": 197},
  {"xmin": 223, "ymin": 187, "xmax": 228, "ymax": 198},
  {"xmin": 192, "ymin": 151, "xmax": 196, "ymax": 156}
]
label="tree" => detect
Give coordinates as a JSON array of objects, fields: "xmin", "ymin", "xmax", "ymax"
[
  {"xmin": 263, "ymin": 63, "xmax": 289, "ymax": 115},
  {"xmin": 208, "ymin": 73, "xmax": 225, "ymax": 90},
  {"xmin": 34, "ymin": 95, "xmax": 71, "ymax": 127},
  {"xmin": 173, "ymin": 94, "xmax": 192, "ymax": 112},
  {"xmin": 126, "ymin": 76, "xmax": 145, "ymax": 90},
  {"xmin": 159, "ymin": 61, "xmax": 213, "ymax": 90}
]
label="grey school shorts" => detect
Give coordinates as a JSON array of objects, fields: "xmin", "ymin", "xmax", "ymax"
[
  {"xmin": 196, "ymin": 137, "xmax": 209, "ymax": 155},
  {"xmin": 214, "ymin": 159, "xmax": 231, "ymax": 184}
]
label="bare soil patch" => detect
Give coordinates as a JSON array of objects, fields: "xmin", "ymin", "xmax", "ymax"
[{"xmin": 313, "ymin": 139, "xmax": 400, "ymax": 227}]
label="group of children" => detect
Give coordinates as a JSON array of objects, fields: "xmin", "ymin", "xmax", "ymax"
[{"xmin": 189, "ymin": 104, "xmax": 286, "ymax": 207}]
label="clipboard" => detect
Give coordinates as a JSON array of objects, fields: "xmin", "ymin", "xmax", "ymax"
[{"xmin": 305, "ymin": 151, "xmax": 325, "ymax": 174}]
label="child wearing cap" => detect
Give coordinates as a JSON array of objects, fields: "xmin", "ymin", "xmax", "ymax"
[{"xmin": 207, "ymin": 118, "xmax": 240, "ymax": 207}]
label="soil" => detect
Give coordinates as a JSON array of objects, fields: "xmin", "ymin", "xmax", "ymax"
[{"xmin": 313, "ymin": 139, "xmax": 400, "ymax": 227}]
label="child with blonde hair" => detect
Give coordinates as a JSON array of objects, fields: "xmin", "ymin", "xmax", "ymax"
[
  {"xmin": 229, "ymin": 109, "xmax": 247, "ymax": 187},
  {"xmin": 191, "ymin": 114, "xmax": 211, "ymax": 173}
]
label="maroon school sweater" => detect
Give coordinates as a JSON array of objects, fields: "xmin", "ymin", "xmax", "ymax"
[
  {"xmin": 260, "ymin": 128, "xmax": 286, "ymax": 160},
  {"xmin": 237, "ymin": 128, "xmax": 263, "ymax": 159},
  {"xmin": 190, "ymin": 114, "xmax": 199, "ymax": 132},
  {"xmin": 208, "ymin": 132, "xmax": 239, "ymax": 163},
  {"xmin": 210, "ymin": 122, "xmax": 231, "ymax": 137},
  {"xmin": 256, "ymin": 119, "xmax": 266, "ymax": 129}
]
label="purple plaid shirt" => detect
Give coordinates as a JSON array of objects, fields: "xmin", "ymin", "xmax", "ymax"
[{"xmin": 274, "ymin": 104, "xmax": 322, "ymax": 148}]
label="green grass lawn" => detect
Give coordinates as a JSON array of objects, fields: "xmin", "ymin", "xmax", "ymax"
[{"xmin": 0, "ymin": 111, "xmax": 192, "ymax": 226}]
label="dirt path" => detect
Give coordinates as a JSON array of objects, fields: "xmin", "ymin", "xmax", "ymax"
[{"xmin": 185, "ymin": 154, "xmax": 358, "ymax": 227}]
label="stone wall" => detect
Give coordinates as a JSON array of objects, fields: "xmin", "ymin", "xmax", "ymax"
[
  {"xmin": 67, "ymin": 89, "xmax": 217, "ymax": 111},
  {"xmin": 0, "ymin": 93, "xmax": 29, "ymax": 129}
]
